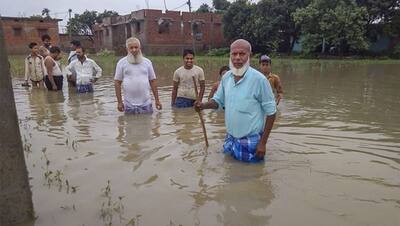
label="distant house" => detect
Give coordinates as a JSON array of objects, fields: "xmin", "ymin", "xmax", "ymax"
[
  {"xmin": 93, "ymin": 9, "xmax": 226, "ymax": 55},
  {"xmin": 0, "ymin": 16, "xmax": 61, "ymax": 54}
]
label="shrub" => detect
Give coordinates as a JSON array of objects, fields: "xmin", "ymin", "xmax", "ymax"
[{"xmin": 206, "ymin": 48, "xmax": 230, "ymax": 57}]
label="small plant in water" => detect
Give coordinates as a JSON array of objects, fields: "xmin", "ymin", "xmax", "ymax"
[
  {"xmin": 41, "ymin": 148, "xmax": 78, "ymax": 193},
  {"xmin": 100, "ymin": 180, "xmax": 137, "ymax": 226},
  {"xmin": 23, "ymin": 135, "xmax": 32, "ymax": 155}
]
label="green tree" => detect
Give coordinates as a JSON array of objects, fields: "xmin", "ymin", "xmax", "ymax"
[
  {"xmin": 196, "ymin": 3, "xmax": 212, "ymax": 13},
  {"xmin": 222, "ymin": 0, "xmax": 255, "ymax": 44},
  {"xmin": 356, "ymin": 0, "xmax": 400, "ymax": 41},
  {"xmin": 41, "ymin": 8, "xmax": 51, "ymax": 19},
  {"xmin": 384, "ymin": 9, "xmax": 400, "ymax": 38},
  {"xmin": 213, "ymin": 0, "xmax": 231, "ymax": 12},
  {"xmin": 356, "ymin": 0, "xmax": 400, "ymax": 25},
  {"xmin": 67, "ymin": 10, "xmax": 119, "ymax": 42},
  {"xmin": 249, "ymin": 0, "xmax": 310, "ymax": 54},
  {"xmin": 293, "ymin": 0, "xmax": 368, "ymax": 55},
  {"xmin": 246, "ymin": 0, "xmax": 282, "ymax": 52}
]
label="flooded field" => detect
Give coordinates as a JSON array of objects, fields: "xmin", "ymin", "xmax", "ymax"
[{"xmin": 12, "ymin": 58, "xmax": 400, "ymax": 226}]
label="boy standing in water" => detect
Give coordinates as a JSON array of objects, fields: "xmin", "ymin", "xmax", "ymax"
[
  {"xmin": 171, "ymin": 49, "xmax": 205, "ymax": 107},
  {"xmin": 208, "ymin": 65, "xmax": 229, "ymax": 101},
  {"xmin": 259, "ymin": 55, "xmax": 283, "ymax": 105},
  {"xmin": 23, "ymin": 42, "xmax": 46, "ymax": 88}
]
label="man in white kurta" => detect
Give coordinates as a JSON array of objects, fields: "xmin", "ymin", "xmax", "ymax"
[
  {"xmin": 114, "ymin": 37, "xmax": 162, "ymax": 114},
  {"xmin": 65, "ymin": 47, "xmax": 102, "ymax": 93}
]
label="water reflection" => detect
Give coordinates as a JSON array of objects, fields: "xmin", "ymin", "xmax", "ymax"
[
  {"xmin": 44, "ymin": 91, "xmax": 67, "ymax": 141},
  {"xmin": 11, "ymin": 60, "xmax": 400, "ymax": 226},
  {"xmin": 171, "ymin": 107, "xmax": 198, "ymax": 145},
  {"xmin": 116, "ymin": 114, "xmax": 155, "ymax": 168},
  {"xmin": 66, "ymin": 91, "xmax": 96, "ymax": 143},
  {"xmin": 117, "ymin": 114, "xmax": 152, "ymax": 146},
  {"xmin": 28, "ymin": 88, "xmax": 47, "ymax": 127},
  {"xmin": 215, "ymin": 160, "xmax": 273, "ymax": 226}
]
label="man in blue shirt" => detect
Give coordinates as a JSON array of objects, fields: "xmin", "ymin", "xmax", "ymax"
[{"xmin": 195, "ymin": 39, "xmax": 277, "ymax": 162}]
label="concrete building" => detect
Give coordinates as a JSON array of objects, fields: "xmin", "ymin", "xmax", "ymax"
[
  {"xmin": 93, "ymin": 9, "xmax": 225, "ymax": 55},
  {"xmin": 0, "ymin": 16, "xmax": 61, "ymax": 54}
]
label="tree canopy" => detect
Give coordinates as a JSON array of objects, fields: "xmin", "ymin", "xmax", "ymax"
[
  {"xmin": 220, "ymin": 0, "xmax": 399, "ymax": 56},
  {"xmin": 196, "ymin": 3, "xmax": 212, "ymax": 13},
  {"xmin": 66, "ymin": 10, "xmax": 119, "ymax": 42},
  {"xmin": 293, "ymin": 0, "xmax": 369, "ymax": 55}
]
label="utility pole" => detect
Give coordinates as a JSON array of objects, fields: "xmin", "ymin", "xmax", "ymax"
[
  {"xmin": 68, "ymin": 9, "xmax": 72, "ymax": 40},
  {"xmin": 0, "ymin": 19, "xmax": 34, "ymax": 226},
  {"xmin": 163, "ymin": 0, "xmax": 168, "ymax": 11},
  {"xmin": 187, "ymin": 0, "xmax": 195, "ymax": 53}
]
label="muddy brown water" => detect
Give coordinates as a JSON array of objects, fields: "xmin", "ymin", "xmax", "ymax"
[{"xmin": 13, "ymin": 61, "xmax": 400, "ymax": 226}]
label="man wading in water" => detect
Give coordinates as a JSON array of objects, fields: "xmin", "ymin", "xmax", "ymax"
[{"xmin": 194, "ymin": 39, "xmax": 277, "ymax": 162}]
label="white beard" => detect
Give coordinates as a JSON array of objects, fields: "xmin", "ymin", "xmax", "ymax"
[
  {"xmin": 127, "ymin": 52, "xmax": 143, "ymax": 64},
  {"xmin": 229, "ymin": 58, "xmax": 250, "ymax": 76}
]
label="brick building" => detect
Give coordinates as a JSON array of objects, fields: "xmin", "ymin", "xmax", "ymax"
[
  {"xmin": 93, "ymin": 9, "xmax": 225, "ymax": 55},
  {"xmin": 59, "ymin": 34, "xmax": 95, "ymax": 53},
  {"xmin": 0, "ymin": 17, "xmax": 61, "ymax": 54}
]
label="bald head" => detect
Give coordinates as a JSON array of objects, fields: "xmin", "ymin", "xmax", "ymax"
[
  {"xmin": 126, "ymin": 37, "xmax": 142, "ymax": 56},
  {"xmin": 126, "ymin": 37, "xmax": 141, "ymax": 48},
  {"xmin": 230, "ymin": 39, "xmax": 252, "ymax": 70},
  {"xmin": 230, "ymin": 39, "xmax": 252, "ymax": 53}
]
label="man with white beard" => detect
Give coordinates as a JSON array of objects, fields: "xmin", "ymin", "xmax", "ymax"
[
  {"xmin": 114, "ymin": 37, "xmax": 162, "ymax": 114},
  {"xmin": 194, "ymin": 39, "xmax": 276, "ymax": 162}
]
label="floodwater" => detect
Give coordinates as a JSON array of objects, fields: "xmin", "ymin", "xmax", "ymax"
[{"xmin": 13, "ymin": 60, "xmax": 400, "ymax": 226}]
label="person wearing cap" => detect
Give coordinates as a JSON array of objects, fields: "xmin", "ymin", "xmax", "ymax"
[
  {"xmin": 67, "ymin": 40, "xmax": 81, "ymax": 87},
  {"xmin": 194, "ymin": 39, "xmax": 276, "ymax": 163},
  {"xmin": 259, "ymin": 55, "xmax": 283, "ymax": 105}
]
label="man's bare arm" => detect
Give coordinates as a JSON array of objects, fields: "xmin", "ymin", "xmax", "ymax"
[
  {"xmin": 44, "ymin": 58, "xmax": 57, "ymax": 90},
  {"xmin": 150, "ymin": 79, "xmax": 162, "ymax": 110},
  {"xmin": 114, "ymin": 80, "xmax": 124, "ymax": 112},
  {"xmin": 171, "ymin": 81, "xmax": 179, "ymax": 105}
]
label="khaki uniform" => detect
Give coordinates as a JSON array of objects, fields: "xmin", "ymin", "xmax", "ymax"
[{"xmin": 24, "ymin": 55, "xmax": 46, "ymax": 82}]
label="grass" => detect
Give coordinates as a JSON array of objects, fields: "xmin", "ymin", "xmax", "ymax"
[{"xmin": 8, "ymin": 54, "xmax": 400, "ymax": 79}]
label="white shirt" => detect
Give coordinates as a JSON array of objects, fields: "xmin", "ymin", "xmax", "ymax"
[
  {"xmin": 66, "ymin": 58, "xmax": 102, "ymax": 85},
  {"xmin": 68, "ymin": 51, "xmax": 78, "ymax": 63},
  {"xmin": 45, "ymin": 56, "xmax": 63, "ymax": 77},
  {"xmin": 114, "ymin": 56, "xmax": 156, "ymax": 107}
]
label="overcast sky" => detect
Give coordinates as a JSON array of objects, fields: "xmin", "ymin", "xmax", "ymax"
[{"xmin": 0, "ymin": 0, "xmax": 216, "ymax": 32}]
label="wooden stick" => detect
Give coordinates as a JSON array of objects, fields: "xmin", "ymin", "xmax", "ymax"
[{"xmin": 192, "ymin": 76, "xmax": 209, "ymax": 147}]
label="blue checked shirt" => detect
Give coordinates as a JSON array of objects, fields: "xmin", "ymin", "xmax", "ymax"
[{"xmin": 212, "ymin": 67, "xmax": 276, "ymax": 138}]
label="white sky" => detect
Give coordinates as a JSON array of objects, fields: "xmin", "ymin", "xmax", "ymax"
[{"xmin": 0, "ymin": 0, "xmax": 216, "ymax": 32}]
